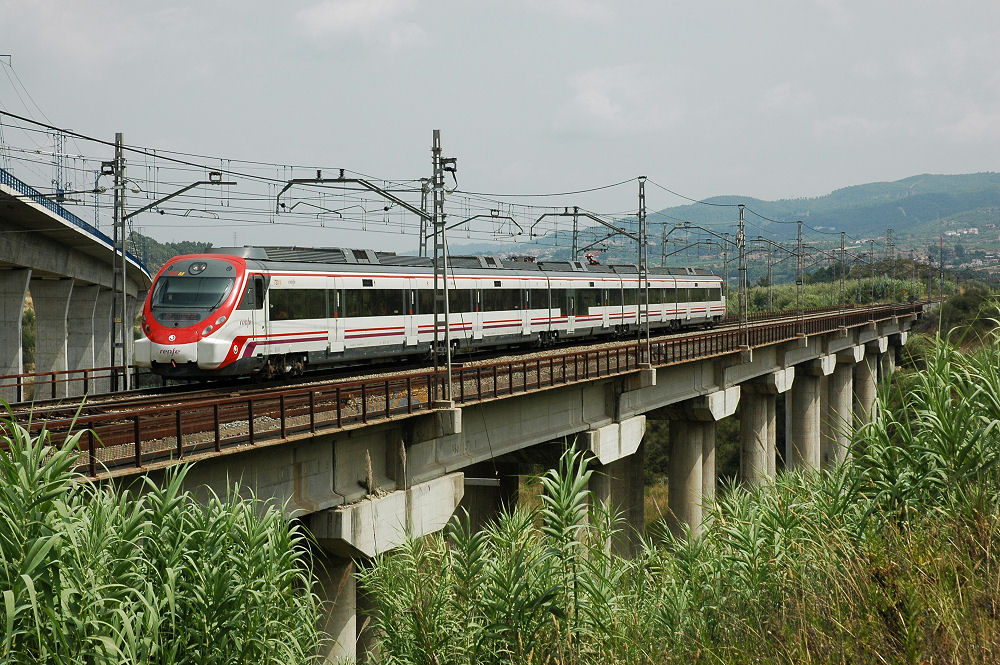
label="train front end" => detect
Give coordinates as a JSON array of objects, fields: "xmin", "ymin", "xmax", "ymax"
[{"xmin": 135, "ymin": 254, "xmax": 246, "ymax": 378}]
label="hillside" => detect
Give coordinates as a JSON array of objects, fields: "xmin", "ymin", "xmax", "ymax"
[{"xmin": 649, "ymin": 172, "xmax": 1000, "ymax": 242}]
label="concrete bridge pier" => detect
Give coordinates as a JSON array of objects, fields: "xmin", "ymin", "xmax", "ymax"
[
  {"xmin": 314, "ymin": 555, "xmax": 360, "ymax": 665},
  {"xmin": 823, "ymin": 346, "xmax": 862, "ymax": 468},
  {"xmin": 649, "ymin": 388, "xmax": 738, "ymax": 538},
  {"xmin": 582, "ymin": 415, "xmax": 647, "ymax": 556},
  {"xmin": 587, "ymin": 451, "xmax": 645, "ymax": 555},
  {"xmin": 308, "ymin": 472, "xmax": 465, "ymax": 662},
  {"xmin": 854, "ymin": 340, "xmax": 883, "ymax": 425},
  {"xmin": 31, "ymin": 277, "xmax": 73, "ymax": 398},
  {"xmin": 739, "ymin": 367, "xmax": 793, "ymax": 487},
  {"xmin": 785, "ymin": 356, "xmax": 834, "ymax": 471},
  {"xmin": 0, "ymin": 268, "xmax": 30, "ymax": 403},
  {"xmin": 93, "ymin": 288, "xmax": 114, "ymax": 393},
  {"xmin": 879, "ymin": 343, "xmax": 897, "ymax": 383},
  {"xmin": 456, "ymin": 460, "xmax": 521, "ymax": 532},
  {"xmin": 67, "ymin": 284, "xmax": 100, "ymax": 397}
]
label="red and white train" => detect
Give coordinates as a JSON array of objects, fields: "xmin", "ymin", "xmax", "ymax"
[{"xmin": 134, "ymin": 246, "xmax": 726, "ymax": 379}]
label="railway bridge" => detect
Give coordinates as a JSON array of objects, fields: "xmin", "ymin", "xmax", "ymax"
[
  {"xmin": 16, "ymin": 302, "xmax": 921, "ymax": 662},
  {"xmin": 0, "ymin": 168, "xmax": 150, "ymax": 400}
]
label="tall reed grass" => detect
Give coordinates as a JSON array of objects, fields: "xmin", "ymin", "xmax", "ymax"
[
  {"xmin": 361, "ymin": 327, "xmax": 1000, "ymax": 664},
  {"xmin": 0, "ymin": 421, "xmax": 320, "ymax": 664}
]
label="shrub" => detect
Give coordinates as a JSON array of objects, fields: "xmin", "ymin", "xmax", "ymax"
[
  {"xmin": 362, "ymin": 326, "xmax": 1000, "ymax": 664},
  {"xmin": 0, "ymin": 420, "xmax": 320, "ymax": 664}
]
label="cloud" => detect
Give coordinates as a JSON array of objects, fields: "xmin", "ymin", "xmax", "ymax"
[
  {"xmin": 812, "ymin": 0, "xmax": 851, "ymax": 26},
  {"xmin": 524, "ymin": 0, "xmax": 613, "ymax": 22},
  {"xmin": 758, "ymin": 82, "xmax": 814, "ymax": 113},
  {"xmin": 552, "ymin": 65, "xmax": 682, "ymax": 138},
  {"xmin": 941, "ymin": 106, "xmax": 1000, "ymax": 142},
  {"xmin": 813, "ymin": 114, "xmax": 888, "ymax": 138},
  {"xmin": 295, "ymin": 0, "xmax": 426, "ymax": 48}
]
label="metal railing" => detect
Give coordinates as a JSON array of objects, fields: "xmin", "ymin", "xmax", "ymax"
[
  {"xmin": 0, "ymin": 365, "xmax": 149, "ymax": 404},
  {"xmin": 7, "ymin": 302, "xmax": 923, "ymax": 478},
  {"xmin": 0, "ymin": 168, "xmax": 148, "ymax": 272}
]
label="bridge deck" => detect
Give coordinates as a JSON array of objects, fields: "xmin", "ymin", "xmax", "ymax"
[{"xmin": 4, "ymin": 302, "xmax": 923, "ymax": 479}]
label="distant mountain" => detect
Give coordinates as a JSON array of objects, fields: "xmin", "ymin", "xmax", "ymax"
[
  {"xmin": 650, "ymin": 173, "xmax": 1000, "ymax": 242},
  {"xmin": 449, "ymin": 173, "xmax": 1000, "ymax": 261}
]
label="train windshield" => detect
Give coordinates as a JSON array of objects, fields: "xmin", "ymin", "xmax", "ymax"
[{"xmin": 151, "ymin": 277, "xmax": 235, "ymax": 310}]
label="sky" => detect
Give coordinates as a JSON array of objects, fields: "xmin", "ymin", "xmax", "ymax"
[{"xmin": 1, "ymin": 0, "xmax": 999, "ymax": 253}]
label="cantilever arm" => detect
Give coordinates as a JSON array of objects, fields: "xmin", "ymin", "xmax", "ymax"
[
  {"xmin": 446, "ymin": 214, "xmax": 522, "ymax": 234},
  {"xmin": 124, "ymin": 179, "xmax": 236, "ymax": 221},
  {"xmin": 276, "ymin": 169, "xmax": 431, "ymax": 221}
]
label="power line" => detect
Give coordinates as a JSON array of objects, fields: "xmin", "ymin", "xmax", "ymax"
[
  {"xmin": 454, "ymin": 176, "xmax": 637, "ymax": 198},
  {"xmin": 645, "ymin": 178, "xmax": 740, "ymax": 207}
]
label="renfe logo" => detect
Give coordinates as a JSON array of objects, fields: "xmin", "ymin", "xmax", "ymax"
[{"xmin": 159, "ymin": 349, "xmax": 181, "ymax": 356}]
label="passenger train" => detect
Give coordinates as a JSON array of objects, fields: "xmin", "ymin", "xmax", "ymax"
[{"xmin": 134, "ymin": 246, "xmax": 726, "ymax": 379}]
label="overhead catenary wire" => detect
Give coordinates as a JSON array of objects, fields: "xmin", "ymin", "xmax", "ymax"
[{"xmin": 0, "ymin": 108, "xmax": 927, "ymax": 269}]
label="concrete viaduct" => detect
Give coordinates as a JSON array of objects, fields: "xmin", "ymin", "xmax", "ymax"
[
  {"xmin": 145, "ymin": 304, "xmax": 917, "ymax": 662},
  {"xmin": 0, "ymin": 168, "xmax": 150, "ymax": 399}
]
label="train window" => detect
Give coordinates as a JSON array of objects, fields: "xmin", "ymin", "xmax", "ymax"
[
  {"xmin": 416, "ymin": 289, "xmax": 435, "ymax": 314},
  {"xmin": 708, "ymin": 287, "xmax": 722, "ymax": 301},
  {"xmin": 269, "ymin": 289, "xmax": 327, "ymax": 321},
  {"xmin": 448, "ymin": 289, "xmax": 474, "ymax": 314},
  {"xmin": 692, "ymin": 288, "xmax": 706, "ymax": 301},
  {"xmin": 528, "ymin": 289, "xmax": 549, "ymax": 309},
  {"xmin": 482, "ymin": 289, "xmax": 521, "ymax": 311},
  {"xmin": 152, "ymin": 276, "xmax": 235, "ymax": 309},
  {"xmin": 550, "ymin": 289, "xmax": 568, "ymax": 315},
  {"xmin": 663, "ymin": 287, "xmax": 677, "ymax": 303},
  {"xmin": 606, "ymin": 288, "xmax": 622, "ymax": 307},
  {"xmin": 623, "ymin": 288, "xmax": 638, "ymax": 307},
  {"xmin": 576, "ymin": 288, "xmax": 601, "ymax": 312},
  {"xmin": 237, "ymin": 276, "xmax": 265, "ymax": 311},
  {"xmin": 342, "ymin": 289, "xmax": 405, "ymax": 317}
]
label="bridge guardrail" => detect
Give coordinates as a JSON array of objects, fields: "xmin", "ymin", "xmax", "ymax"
[
  {"xmin": 0, "ymin": 168, "xmax": 148, "ymax": 273},
  {"xmin": 0, "ymin": 365, "xmax": 153, "ymax": 404},
  {"xmin": 5, "ymin": 302, "xmax": 924, "ymax": 477}
]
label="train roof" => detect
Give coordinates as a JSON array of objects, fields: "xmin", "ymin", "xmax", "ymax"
[{"xmin": 206, "ymin": 246, "xmax": 719, "ymax": 279}]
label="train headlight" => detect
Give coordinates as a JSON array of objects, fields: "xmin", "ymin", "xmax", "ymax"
[
  {"xmin": 202, "ymin": 325, "xmax": 214, "ymax": 336},
  {"xmin": 215, "ymin": 315, "xmax": 227, "ymax": 326}
]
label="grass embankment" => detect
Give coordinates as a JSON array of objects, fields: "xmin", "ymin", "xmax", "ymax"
[
  {"xmin": 362, "ymin": 326, "xmax": 1000, "ymax": 664},
  {"xmin": 0, "ymin": 424, "xmax": 320, "ymax": 664},
  {"xmin": 729, "ymin": 276, "xmax": 933, "ymax": 316}
]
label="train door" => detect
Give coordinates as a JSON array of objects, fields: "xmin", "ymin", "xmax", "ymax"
[
  {"xmin": 404, "ymin": 285, "xmax": 418, "ymax": 347},
  {"xmin": 521, "ymin": 287, "xmax": 531, "ymax": 336},
  {"xmin": 473, "ymin": 286, "xmax": 484, "ymax": 340},
  {"xmin": 242, "ymin": 274, "xmax": 269, "ymax": 348},
  {"xmin": 565, "ymin": 287, "xmax": 576, "ymax": 334},
  {"xmin": 251, "ymin": 274, "xmax": 267, "ymax": 338},
  {"xmin": 328, "ymin": 277, "xmax": 345, "ymax": 353},
  {"xmin": 599, "ymin": 287, "xmax": 607, "ymax": 330}
]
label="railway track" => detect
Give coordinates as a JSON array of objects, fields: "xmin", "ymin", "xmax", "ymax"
[
  {"xmin": 3, "ymin": 302, "xmax": 925, "ymax": 478},
  {"xmin": 9, "ymin": 303, "xmax": 874, "ymax": 419}
]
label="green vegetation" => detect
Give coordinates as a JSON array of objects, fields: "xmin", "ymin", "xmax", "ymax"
[
  {"xmin": 0, "ymin": 423, "xmax": 320, "ymax": 664},
  {"xmin": 362, "ymin": 325, "xmax": 1000, "ymax": 664},
  {"xmin": 733, "ymin": 276, "xmax": 930, "ymax": 316},
  {"xmin": 130, "ymin": 232, "xmax": 213, "ymax": 274},
  {"xmin": 19, "ymin": 307, "xmax": 34, "ymax": 372}
]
